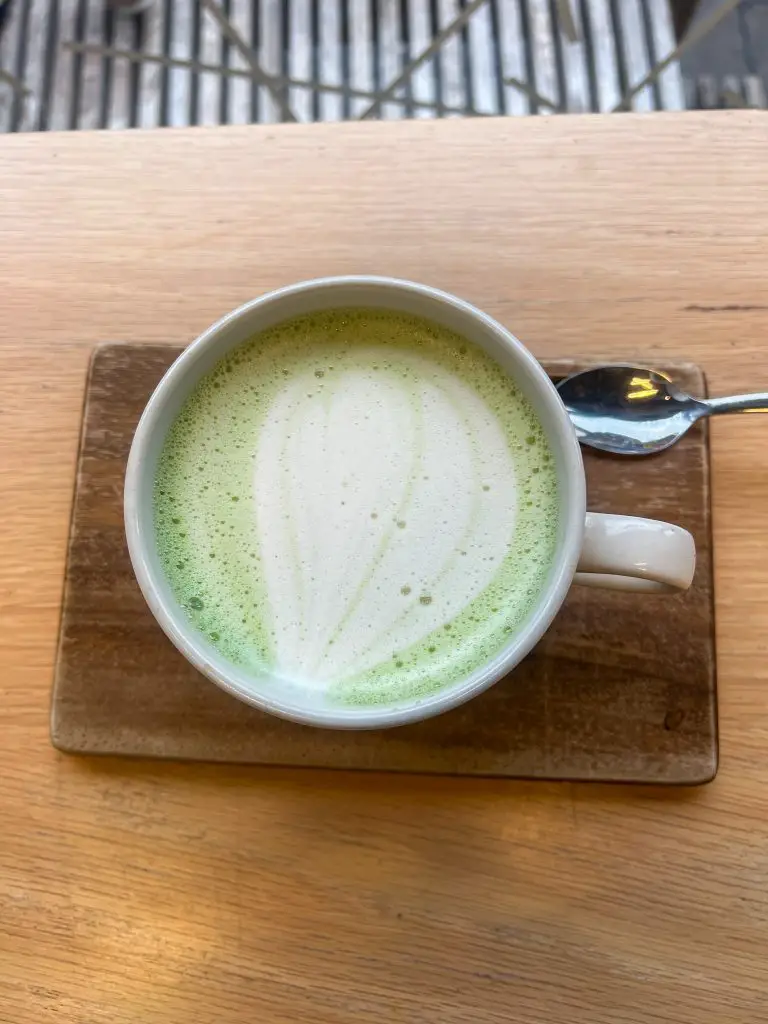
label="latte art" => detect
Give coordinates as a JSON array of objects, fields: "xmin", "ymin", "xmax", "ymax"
[
  {"xmin": 154, "ymin": 309, "xmax": 559, "ymax": 706},
  {"xmin": 256, "ymin": 351, "xmax": 518, "ymax": 685}
]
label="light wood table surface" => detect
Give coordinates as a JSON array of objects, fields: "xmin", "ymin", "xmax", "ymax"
[{"xmin": 2, "ymin": 112, "xmax": 768, "ymax": 1023}]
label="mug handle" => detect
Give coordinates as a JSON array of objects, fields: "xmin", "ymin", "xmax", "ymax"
[{"xmin": 574, "ymin": 512, "xmax": 696, "ymax": 593}]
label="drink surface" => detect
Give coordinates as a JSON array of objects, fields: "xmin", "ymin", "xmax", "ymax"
[{"xmin": 154, "ymin": 308, "xmax": 559, "ymax": 706}]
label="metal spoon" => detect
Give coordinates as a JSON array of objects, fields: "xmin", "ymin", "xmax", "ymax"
[{"xmin": 557, "ymin": 365, "xmax": 768, "ymax": 455}]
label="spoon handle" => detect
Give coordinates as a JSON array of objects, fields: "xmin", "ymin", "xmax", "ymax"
[{"xmin": 704, "ymin": 392, "xmax": 768, "ymax": 415}]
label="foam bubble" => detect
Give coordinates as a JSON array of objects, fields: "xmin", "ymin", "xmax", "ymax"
[{"xmin": 154, "ymin": 308, "xmax": 559, "ymax": 706}]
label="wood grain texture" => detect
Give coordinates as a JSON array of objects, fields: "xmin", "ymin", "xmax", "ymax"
[
  {"xmin": 51, "ymin": 344, "xmax": 717, "ymax": 784},
  {"xmin": 2, "ymin": 113, "xmax": 768, "ymax": 1023}
]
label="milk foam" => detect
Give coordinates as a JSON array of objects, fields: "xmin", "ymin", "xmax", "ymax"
[{"xmin": 154, "ymin": 309, "xmax": 559, "ymax": 706}]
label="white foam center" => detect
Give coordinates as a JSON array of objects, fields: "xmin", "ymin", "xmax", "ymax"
[{"xmin": 253, "ymin": 350, "xmax": 518, "ymax": 687}]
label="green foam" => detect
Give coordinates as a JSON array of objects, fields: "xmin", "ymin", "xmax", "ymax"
[{"xmin": 154, "ymin": 308, "xmax": 559, "ymax": 707}]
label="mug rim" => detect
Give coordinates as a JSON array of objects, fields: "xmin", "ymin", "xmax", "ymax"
[{"xmin": 125, "ymin": 276, "xmax": 585, "ymax": 728}]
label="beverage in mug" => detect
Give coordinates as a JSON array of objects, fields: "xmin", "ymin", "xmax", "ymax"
[
  {"xmin": 153, "ymin": 308, "xmax": 559, "ymax": 708},
  {"xmin": 125, "ymin": 277, "xmax": 695, "ymax": 728}
]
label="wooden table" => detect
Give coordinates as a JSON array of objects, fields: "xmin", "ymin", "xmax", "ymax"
[{"xmin": 2, "ymin": 112, "xmax": 767, "ymax": 1023}]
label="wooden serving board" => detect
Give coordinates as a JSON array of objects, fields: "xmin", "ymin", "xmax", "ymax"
[{"xmin": 51, "ymin": 345, "xmax": 717, "ymax": 783}]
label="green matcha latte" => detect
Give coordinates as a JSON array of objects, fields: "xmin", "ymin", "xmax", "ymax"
[{"xmin": 154, "ymin": 308, "xmax": 559, "ymax": 707}]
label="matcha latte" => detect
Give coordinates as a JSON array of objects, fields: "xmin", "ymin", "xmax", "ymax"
[{"xmin": 153, "ymin": 308, "xmax": 559, "ymax": 707}]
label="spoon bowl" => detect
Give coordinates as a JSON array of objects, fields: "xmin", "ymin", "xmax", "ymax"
[{"xmin": 556, "ymin": 365, "xmax": 768, "ymax": 456}]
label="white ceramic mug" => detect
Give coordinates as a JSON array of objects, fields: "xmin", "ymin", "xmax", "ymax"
[{"xmin": 125, "ymin": 277, "xmax": 695, "ymax": 729}]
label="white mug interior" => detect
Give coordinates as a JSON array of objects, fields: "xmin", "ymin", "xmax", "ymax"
[{"xmin": 124, "ymin": 277, "xmax": 585, "ymax": 728}]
